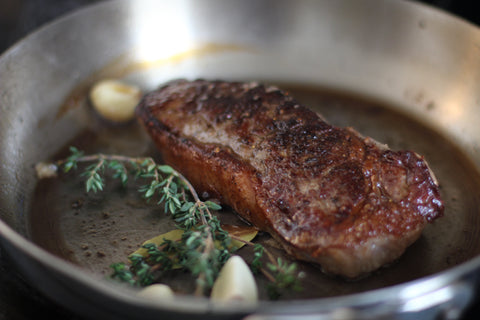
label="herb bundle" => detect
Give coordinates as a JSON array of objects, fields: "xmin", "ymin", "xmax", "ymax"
[{"xmin": 37, "ymin": 146, "xmax": 304, "ymax": 298}]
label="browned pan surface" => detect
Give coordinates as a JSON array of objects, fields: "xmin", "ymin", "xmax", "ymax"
[{"xmin": 29, "ymin": 84, "xmax": 480, "ymax": 300}]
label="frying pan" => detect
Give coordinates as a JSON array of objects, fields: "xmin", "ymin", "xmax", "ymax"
[{"xmin": 2, "ymin": 0, "xmax": 480, "ymax": 319}]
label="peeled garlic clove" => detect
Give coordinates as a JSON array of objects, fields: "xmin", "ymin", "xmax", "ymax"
[
  {"xmin": 35, "ymin": 162, "xmax": 58, "ymax": 179},
  {"xmin": 210, "ymin": 255, "xmax": 258, "ymax": 303},
  {"xmin": 89, "ymin": 79, "xmax": 142, "ymax": 123},
  {"xmin": 137, "ymin": 284, "xmax": 174, "ymax": 301}
]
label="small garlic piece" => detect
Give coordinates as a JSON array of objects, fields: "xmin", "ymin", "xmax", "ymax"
[
  {"xmin": 210, "ymin": 255, "xmax": 258, "ymax": 303},
  {"xmin": 137, "ymin": 284, "xmax": 174, "ymax": 301},
  {"xmin": 89, "ymin": 79, "xmax": 142, "ymax": 123},
  {"xmin": 35, "ymin": 162, "xmax": 58, "ymax": 179}
]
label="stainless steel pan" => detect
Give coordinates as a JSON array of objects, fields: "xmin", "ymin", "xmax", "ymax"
[{"xmin": 2, "ymin": 0, "xmax": 480, "ymax": 319}]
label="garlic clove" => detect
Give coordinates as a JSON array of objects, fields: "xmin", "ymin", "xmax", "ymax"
[
  {"xmin": 35, "ymin": 162, "xmax": 58, "ymax": 179},
  {"xmin": 89, "ymin": 79, "xmax": 142, "ymax": 123},
  {"xmin": 137, "ymin": 284, "xmax": 174, "ymax": 301},
  {"xmin": 210, "ymin": 255, "xmax": 258, "ymax": 303}
]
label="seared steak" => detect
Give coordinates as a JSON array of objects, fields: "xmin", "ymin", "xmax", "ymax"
[{"xmin": 136, "ymin": 79, "xmax": 444, "ymax": 278}]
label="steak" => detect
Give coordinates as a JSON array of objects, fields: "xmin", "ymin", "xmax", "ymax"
[{"xmin": 136, "ymin": 79, "xmax": 444, "ymax": 278}]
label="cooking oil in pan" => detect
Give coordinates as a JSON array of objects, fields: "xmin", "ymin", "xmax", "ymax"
[{"xmin": 29, "ymin": 85, "xmax": 480, "ymax": 300}]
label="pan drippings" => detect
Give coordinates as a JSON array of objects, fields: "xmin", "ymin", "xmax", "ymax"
[{"xmin": 29, "ymin": 86, "xmax": 480, "ymax": 300}]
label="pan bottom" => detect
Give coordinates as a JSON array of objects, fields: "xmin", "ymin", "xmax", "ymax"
[{"xmin": 29, "ymin": 84, "xmax": 480, "ymax": 300}]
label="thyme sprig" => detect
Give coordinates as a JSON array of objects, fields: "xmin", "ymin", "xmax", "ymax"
[{"xmin": 41, "ymin": 146, "xmax": 303, "ymax": 298}]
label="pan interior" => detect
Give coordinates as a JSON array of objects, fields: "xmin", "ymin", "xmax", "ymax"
[{"xmin": 28, "ymin": 84, "xmax": 480, "ymax": 300}]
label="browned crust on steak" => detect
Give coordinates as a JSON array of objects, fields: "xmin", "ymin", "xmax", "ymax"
[{"xmin": 136, "ymin": 79, "xmax": 444, "ymax": 278}]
